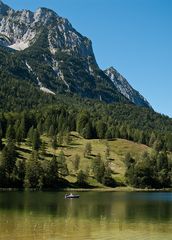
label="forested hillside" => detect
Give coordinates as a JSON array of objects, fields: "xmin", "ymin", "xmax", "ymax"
[
  {"xmin": 0, "ymin": 100, "xmax": 172, "ymax": 189},
  {"xmin": 0, "ymin": 1, "xmax": 171, "ymax": 190}
]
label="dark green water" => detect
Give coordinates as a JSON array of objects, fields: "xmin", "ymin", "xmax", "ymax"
[{"xmin": 0, "ymin": 191, "xmax": 171, "ymax": 239}]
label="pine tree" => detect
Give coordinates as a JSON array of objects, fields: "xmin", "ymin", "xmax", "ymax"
[
  {"xmin": 166, "ymin": 134, "xmax": 172, "ymax": 151},
  {"xmin": 58, "ymin": 132, "xmax": 64, "ymax": 146},
  {"xmin": 149, "ymin": 132, "xmax": 156, "ymax": 147},
  {"xmin": 14, "ymin": 159, "xmax": 26, "ymax": 185},
  {"xmin": 6, "ymin": 125, "xmax": 15, "ymax": 142},
  {"xmin": 24, "ymin": 151, "xmax": 42, "ymax": 189},
  {"xmin": 0, "ymin": 136, "xmax": 3, "ymax": 150},
  {"xmin": 32, "ymin": 129, "xmax": 41, "ymax": 150},
  {"xmin": 102, "ymin": 167, "xmax": 115, "ymax": 187},
  {"xmin": 77, "ymin": 170, "xmax": 87, "ymax": 186},
  {"xmin": 157, "ymin": 152, "xmax": 168, "ymax": 171},
  {"xmin": 15, "ymin": 126, "xmax": 23, "ymax": 145},
  {"xmin": 76, "ymin": 111, "xmax": 90, "ymax": 134},
  {"xmin": 52, "ymin": 135, "xmax": 58, "ymax": 150},
  {"xmin": 96, "ymin": 120, "xmax": 107, "ymax": 139},
  {"xmin": 105, "ymin": 143, "xmax": 110, "ymax": 160},
  {"xmin": 84, "ymin": 142, "xmax": 92, "ymax": 157},
  {"xmin": 40, "ymin": 141, "xmax": 46, "ymax": 156},
  {"xmin": 153, "ymin": 138, "xmax": 164, "ymax": 152},
  {"xmin": 48, "ymin": 125, "xmax": 55, "ymax": 137},
  {"xmin": 1, "ymin": 140, "xmax": 17, "ymax": 177},
  {"xmin": 27, "ymin": 126, "xmax": 34, "ymax": 146},
  {"xmin": 92, "ymin": 153, "xmax": 105, "ymax": 183},
  {"xmin": 37, "ymin": 120, "xmax": 43, "ymax": 135},
  {"xmin": 82, "ymin": 122, "xmax": 93, "ymax": 139},
  {"xmin": 73, "ymin": 154, "xmax": 80, "ymax": 171},
  {"xmin": 44, "ymin": 155, "xmax": 59, "ymax": 187},
  {"xmin": 58, "ymin": 151, "xmax": 69, "ymax": 177}
]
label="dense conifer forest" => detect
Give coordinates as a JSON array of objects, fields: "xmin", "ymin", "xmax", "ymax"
[{"xmin": 0, "ymin": 98, "xmax": 172, "ymax": 189}]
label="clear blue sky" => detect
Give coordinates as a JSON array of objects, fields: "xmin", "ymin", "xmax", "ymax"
[{"xmin": 3, "ymin": 0, "xmax": 172, "ymax": 117}]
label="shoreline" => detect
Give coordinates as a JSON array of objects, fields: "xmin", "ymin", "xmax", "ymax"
[{"xmin": 0, "ymin": 186, "xmax": 172, "ymax": 192}]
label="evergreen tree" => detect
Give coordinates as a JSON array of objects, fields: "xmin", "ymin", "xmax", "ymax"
[
  {"xmin": 102, "ymin": 167, "xmax": 115, "ymax": 187},
  {"xmin": 37, "ymin": 120, "xmax": 44, "ymax": 135},
  {"xmin": 44, "ymin": 155, "xmax": 59, "ymax": 187},
  {"xmin": 32, "ymin": 129, "xmax": 41, "ymax": 150},
  {"xmin": 40, "ymin": 141, "xmax": 46, "ymax": 156},
  {"xmin": 73, "ymin": 154, "xmax": 80, "ymax": 171},
  {"xmin": 6, "ymin": 125, "xmax": 15, "ymax": 142},
  {"xmin": 84, "ymin": 142, "xmax": 92, "ymax": 157},
  {"xmin": 105, "ymin": 143, "xmax": 110, "ymax": 160},
  {"xmin": 19, "ymin": 116, "xmax": 27, "ymax": 139},
  {"xmin": 149, "ymin": 132, "xmax": 156, "ymax": 147},
  {"xmin": 27, "ymin": 126, "xmax": 34, "ymax": 146},
  {"xmin": 105, "ymin": 128, "xmax": 113, "ymax": 140},
  {"xmin": 48, "ymin": 125, "xmax": 55, "ymax": 137},
  {"xmin": 58, "ymin": 132, "xmax": 64, "ymax": 146},
  {"xmin": 82, "ymin": 122, "xmax": 93, "ymax": 139},
  {"xmin": 0, "ymin": 123, "xmax": 3, "ymax": 138},
  {"xmin": 15, "ymin": 126, "xmax": 23, "ymax": 145},
  {"xmin": 52, "ymin": 135, "xmax": 58, "ymax": 150},
  {"xmin": 24, "ymin": 151, "xmax": 43, "ymax": 189},
  {"xmin": 0, "ymin": 136, "xmax": 3, "ymax": 150},
  {"xmin": 58, "ymin": 151, "xmax": 69, "ymax": 177},
  {"xmin": 124, "ymin": 153, "xmax": 135, "ymax": 168},
  {"xmin": 14, "ymin": 159, "xmax": 26, "ymax": 186},
  {"xmin": 76, "ymin": 111, "xmax": 90, "ymax": 134},
  {"xmin": 166, "ymin": 134, "xmax": 172, "ymax": 151},
  {"xmin": 1, "ymin": 140, "xmax": 17, "ymax": 178},
  {"xmin": 157, "ymin": 152, "xmax": 168, "ymax": 171},
  {"xmin": 92, "ymin": 153, "xmax": 105, "ymax": 183},
  {"xmin": 153, "ymin": 138, "xmax": 164, "ymax": 152},
  {"xmin": 96, "ymin": 120, "xmax": 107, "ymax": 139},
  {"xmin": 77, "ymin": 170, "xmax": 88, "ymax": 186}
]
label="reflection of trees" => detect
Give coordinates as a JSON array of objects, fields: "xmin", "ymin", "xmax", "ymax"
[
  {"xmin": 0, "ymin": 192, "xmax": 172, "ymax": 239},
  {"xmin": 0, "ymin": 192, "xmax": 172, "ymax": 222},
  {"xmin": 124, "ymin": 193, "xmax": 172, "ymax": 222}
]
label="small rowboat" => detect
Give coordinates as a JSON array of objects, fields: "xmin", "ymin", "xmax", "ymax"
[{"xmin": 65, "ymin": 193, "xmax": 80, "ymax": 199}]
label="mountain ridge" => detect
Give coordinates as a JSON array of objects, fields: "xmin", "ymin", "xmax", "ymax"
[
  {"xmin": 0, "ymin": 0, "xmax": 151, "ymax": 109},
  {"xmin": 105, "ymin": 67, "xmax": 151, "ymax": 108}
]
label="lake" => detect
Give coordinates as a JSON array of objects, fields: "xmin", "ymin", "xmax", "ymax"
[{"xmin": 0, "ymin": 191, "xmax": 171, "ymax": 240}]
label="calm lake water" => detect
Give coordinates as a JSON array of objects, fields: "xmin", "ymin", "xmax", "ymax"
[{"xmin": 0, "ymin": 191, "xmax": 171, "ymax": 240}]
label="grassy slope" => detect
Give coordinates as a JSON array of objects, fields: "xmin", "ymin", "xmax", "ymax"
[{"xmin": 16, "ymin": 132, "xmax": 151, "ymax": 187}]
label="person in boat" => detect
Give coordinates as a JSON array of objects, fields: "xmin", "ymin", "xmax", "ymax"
[
  {"xmin": 65, "ymin": 193, "xmax": 80, "ymax": 198},
  {"xmin": 65, "ymin": 193, "xmax": 72, "ymax": 198}
]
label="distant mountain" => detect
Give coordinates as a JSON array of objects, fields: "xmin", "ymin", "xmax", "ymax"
[
  {"xmin": 104, "ymin": 67, "xmax": 151, "ymax": 108},
  {"xmin": 0, "ymin": 1, "xmax": 151, "ymax": 110}
]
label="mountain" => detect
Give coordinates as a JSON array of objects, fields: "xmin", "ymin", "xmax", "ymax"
[
  {"xmin": 0, "ymin": 1, "xmax": 150, "ymax": 110},
  {"xmin": 0, "ymin": 0, "xmax": 11, "ymax": 19},
  {"xmin": 104, "ymin": 67, "xmax": 151, "ymax": 108}
]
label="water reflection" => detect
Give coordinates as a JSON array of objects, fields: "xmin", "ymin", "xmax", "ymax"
[{"xmin": 0, "ymin": 192, "xmax": 172, "ymax": 240}]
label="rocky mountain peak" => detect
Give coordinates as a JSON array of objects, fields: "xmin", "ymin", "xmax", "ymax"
[
  {"xmin": 0, "ymin": 1, "xmax": 151, "ymax": 108},
  {"xmin": 34, "ymin": 7, "xmax": 59, "ymax": 24},
  {"xmin": 0, "ymin": 0, "xmax": 12, "ymax": 18},
  {"xmin": 0, "ymin": 2, "xmax": 95, "ymax": 60},
  {"xmin": 105, "ymin": 67, "xmax": 151, "ymax": 108}
]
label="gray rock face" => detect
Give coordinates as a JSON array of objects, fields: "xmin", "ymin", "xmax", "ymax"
[
  {"xmin": 0, "ymin": 1, "xmax": 151, "ymax": 108},
  {"xmin": 105, "ymin": 67, "xmax": 151, "ymax": 108},
  {"xmin": 0, "ymin": 2, "xmax": 95, "ymax": 61},
  {"xmin": 0, "ymin": 0, "xmax": 11, "ymax": 19}
]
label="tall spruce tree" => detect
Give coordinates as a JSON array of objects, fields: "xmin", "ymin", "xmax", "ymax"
[{"xmin": 32, "ymin": 129, "xmax": 41, "ymax": 151}]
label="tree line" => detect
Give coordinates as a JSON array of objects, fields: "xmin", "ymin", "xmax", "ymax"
[
  {"xmin": 125, "ymin": 151, "xmax": 172, "ymax": 188},
  {"xmin": 0, "ymin": 103, "xmax": 172, "ymax": 189}
]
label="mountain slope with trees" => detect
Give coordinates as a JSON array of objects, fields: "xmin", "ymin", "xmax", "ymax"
[
  {"xmin": 0, "ymin": 101, "xmax": 172, "ymax": 189},
  {"xmin": 0, "ymin": 1, "xmax": 150, "ymax": 108},
  {"xmin": 0, "ymin": 1, "xmax": 171, "ymax": 190}
]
